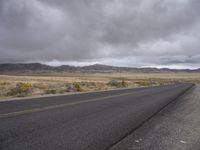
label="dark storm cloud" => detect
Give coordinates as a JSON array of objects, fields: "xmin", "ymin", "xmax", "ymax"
[{"xmin": 0, "ymin": 0, "xmax": 200, "ymax": 68}]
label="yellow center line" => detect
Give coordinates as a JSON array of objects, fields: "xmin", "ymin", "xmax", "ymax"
[{"xmin": 0, "ymin": 92, "xmax": 134, "ymax": 119}]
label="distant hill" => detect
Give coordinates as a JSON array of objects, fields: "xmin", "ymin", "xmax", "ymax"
[{"xmin": 0, "ymin": 63, "xmax": 199, "ymax": 73}]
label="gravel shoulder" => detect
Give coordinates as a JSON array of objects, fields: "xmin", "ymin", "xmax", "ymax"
[{"xmin": 110, "ymin": 84, "xmax": 200, "ymax": 150}]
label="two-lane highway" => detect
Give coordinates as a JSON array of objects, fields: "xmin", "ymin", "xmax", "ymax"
[{"xmin": 0, "ymin": 84, "xmax": 193, "ymax": 150}]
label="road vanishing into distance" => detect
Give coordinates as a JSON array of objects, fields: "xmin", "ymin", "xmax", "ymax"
[{"xmin": 0, "ymin": 83, "xmax": 193, "ymax": 150}]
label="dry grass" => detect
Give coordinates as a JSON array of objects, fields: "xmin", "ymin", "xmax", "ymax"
[{"xmin": 0, "ymin": 72, "xmax": 199, "ymax": 99}]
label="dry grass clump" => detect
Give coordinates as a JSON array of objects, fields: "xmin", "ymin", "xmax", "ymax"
[
  {"xmin": 44, "ymin": 89, "xmax": 57, "ymax": 94},
  {"xmin": 107, "ymin": 80, "xmax": 128, "ymax": 88},
  {"xmin": 134, "ymin": 80, "xmax": 152, "ymax": 87}
]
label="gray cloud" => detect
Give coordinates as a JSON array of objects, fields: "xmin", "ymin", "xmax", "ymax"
[{"xmin": 0, "ymin": 0, "xmax": 200, "ymax": 68}]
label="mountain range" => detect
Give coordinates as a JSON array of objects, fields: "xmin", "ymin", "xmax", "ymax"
[{"xmin": 0, "ymin": 63, "xmax": 200, "ymax": 73}]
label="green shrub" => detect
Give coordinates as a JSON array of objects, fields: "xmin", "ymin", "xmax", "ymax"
[
  {"xmin": 16, "ymin": 82, "xmax": 32, "ymax": 93},
  {"xmin": 73, "ymin": 83, "xmax": 81, "ymax": 92},
  {"xmin": 8, "ymin": 82, "xmax": 32, "ymax": 96}
]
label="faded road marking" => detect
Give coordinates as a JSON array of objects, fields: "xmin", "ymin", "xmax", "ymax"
[{"xmin": 0, "ymin": 92, "xmax": 134, "ymax": 119}]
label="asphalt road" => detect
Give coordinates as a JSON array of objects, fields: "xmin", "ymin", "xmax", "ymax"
[
  {"xmin": 0, "ymin": 84, "xmax": 193, "ymax": 150},
  {"xmin": 110, "ymin": 84, "xmax": 200, "ymax": 150}
]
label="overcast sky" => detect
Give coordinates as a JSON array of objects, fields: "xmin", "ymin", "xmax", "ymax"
[{"xmin": 0, "ymin": 0, "xmax": 200, "ymax": 68}]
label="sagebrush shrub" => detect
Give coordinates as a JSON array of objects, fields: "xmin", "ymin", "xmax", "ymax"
[
  {"xmin": 107, "ymin": 80, "xmax": 128, "ymax": 88},
  {"xmin": 8, "ymin": 82, "xmax": 32, "ymax": 96},
  {"xmin": 73, "ymin": 83, "xmax": 81, "ymax": 92}
]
